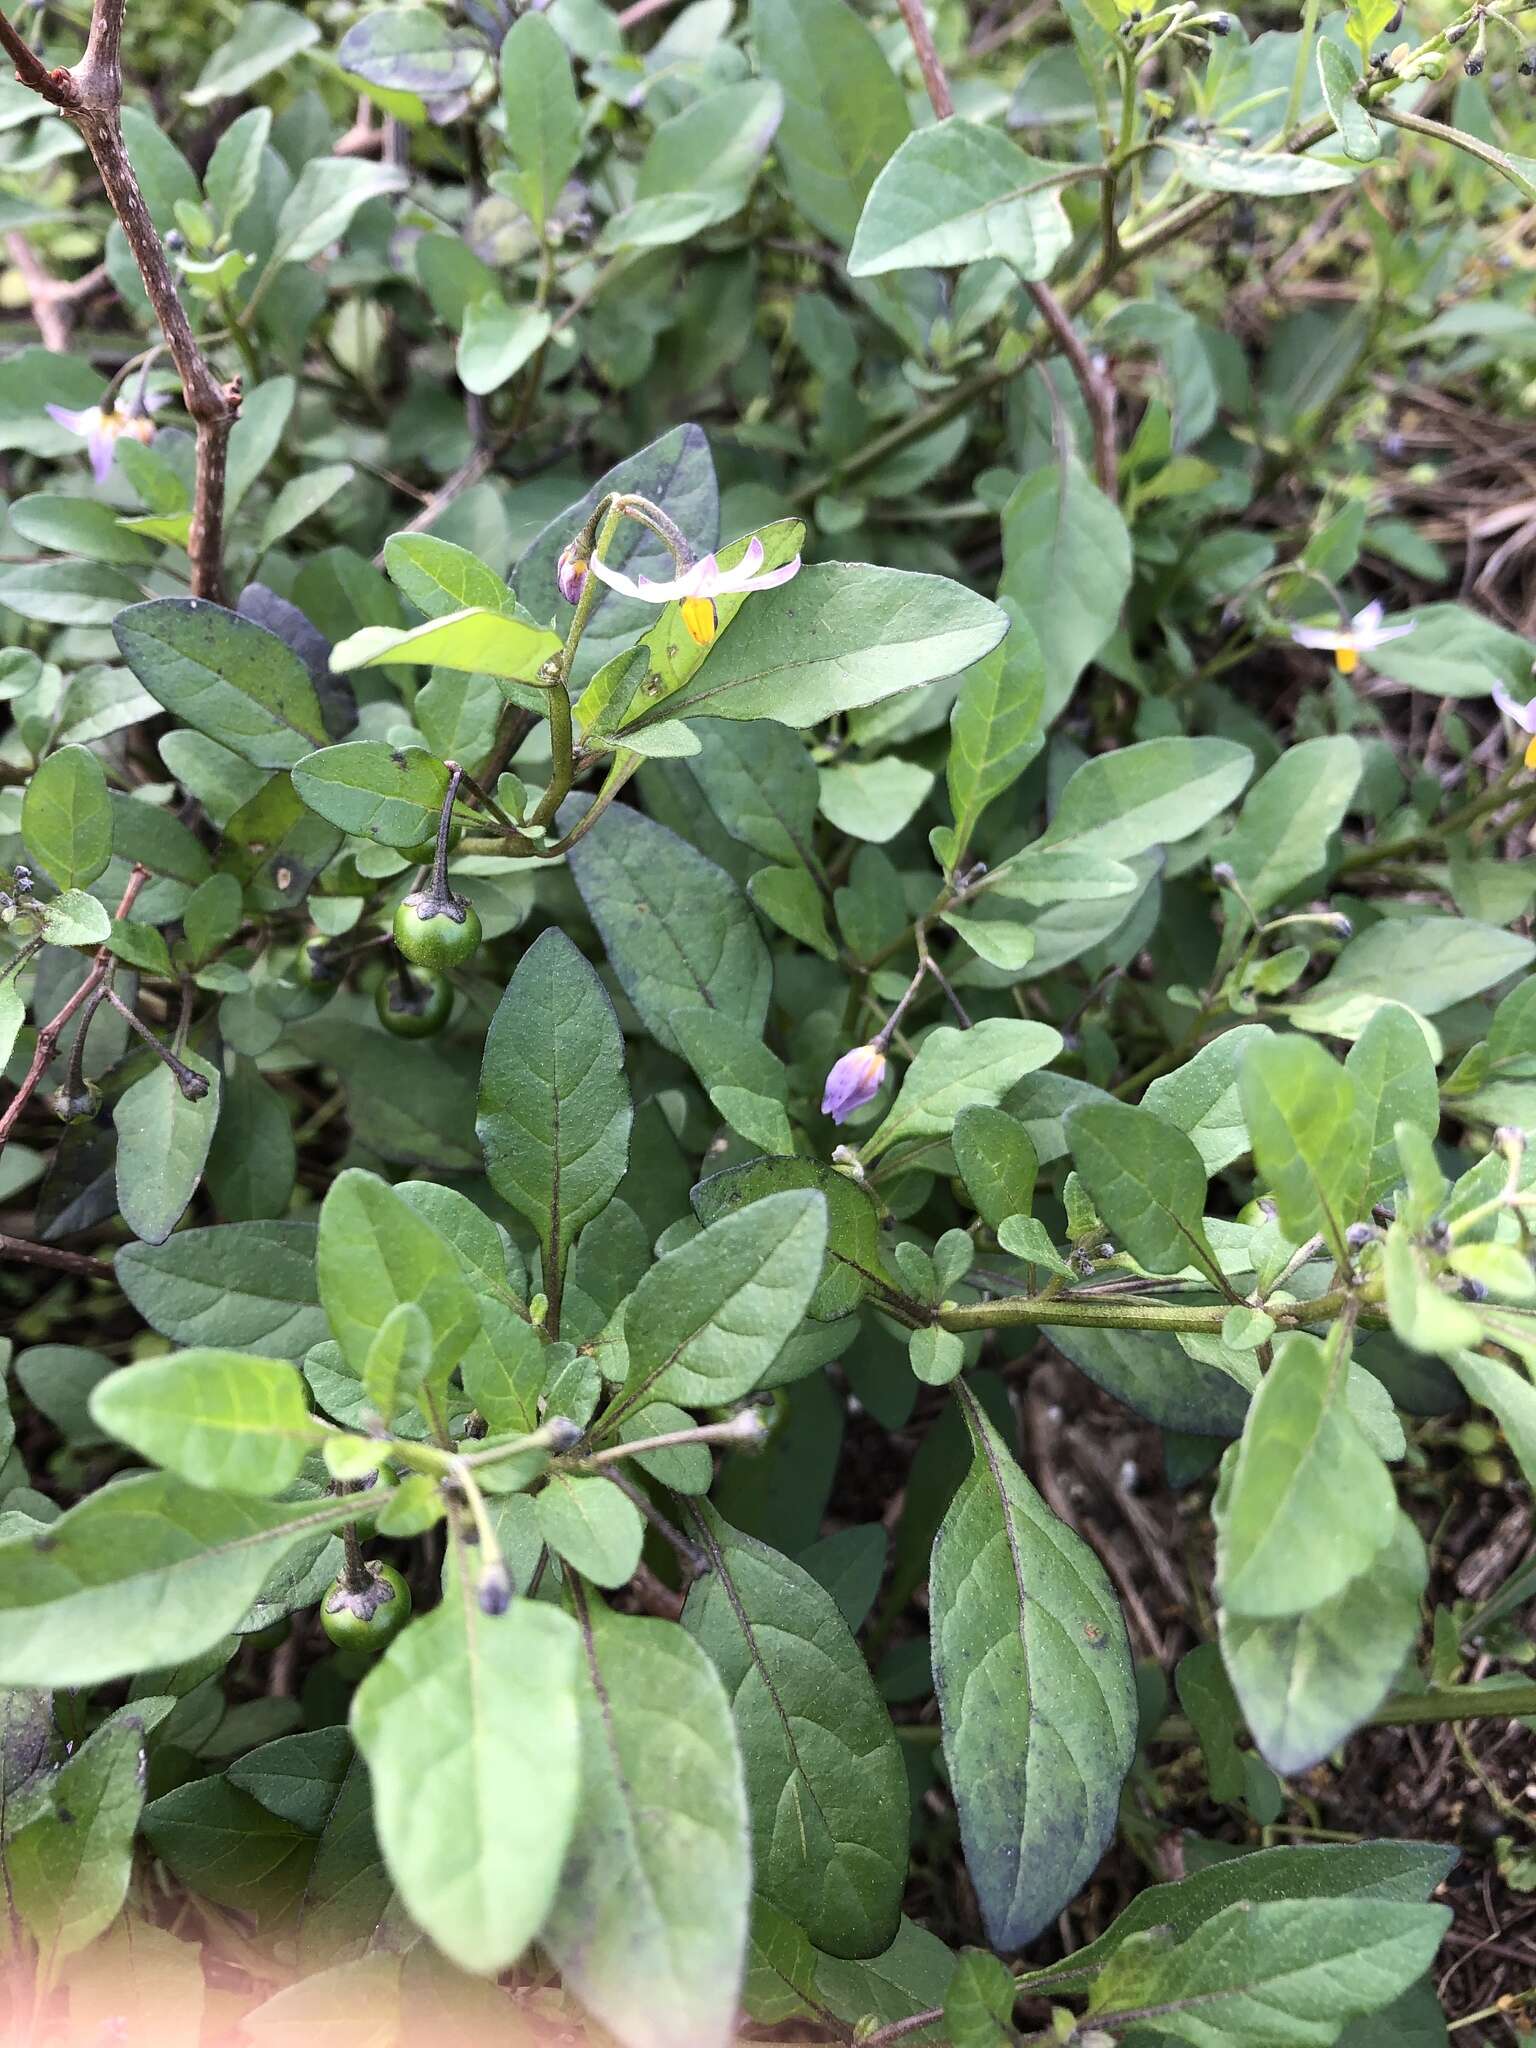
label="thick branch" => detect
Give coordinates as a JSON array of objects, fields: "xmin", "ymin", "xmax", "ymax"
[{"xmin": 2, "ymin": 0, "xmax": 239, "ymax": 600}]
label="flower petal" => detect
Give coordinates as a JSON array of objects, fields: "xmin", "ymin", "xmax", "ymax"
[
  {"xmin": 45, "ymin": 404, "xmax": 95, "ymax": 436},
  {"xmin": 1492, "ymin": 678, "xmax": 1536, "ymax": 733},
  {"xmin": 86, "ymin": 421, "xmax": 118, "ymax": 484},
  {"xmin": 588, "ymin": 557, "xmax": 658, "ymax": 602},
  {"xmin": 1352, "ymin": 598, "xmax": 1385, "ymax": 635},
  {"xmin": 820, "ymin": 1043, "xmax": 886, "ymax": 1123},
  {"xmin": 1289, "ymin": 624, "xmax": 1350, "ymax": 651},
  {"xmin": 1358, "ymin": 620, "xmax": 1416, "ymax": 649}
]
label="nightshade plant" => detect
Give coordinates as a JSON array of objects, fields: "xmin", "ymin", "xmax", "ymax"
[{"xmin": 2, "ymin": 0, "xmax": 1536, "ymax": 2040}]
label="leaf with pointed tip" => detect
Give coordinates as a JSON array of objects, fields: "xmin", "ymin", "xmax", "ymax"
[
  {"xmin": 929, "ymin": 1384, "xmax": 1137, "ymax": 1950},
  {"xmin": 89, "ymin": 1349, "xmax": 319, "ymax": 1496},
  {"xmin": 682, "ymin": 1509, "xmax": 907, "ymax": 1959},
  {"xmin": 351, "ymin": 1582, "xmax": 581, "ymax": 1976}
]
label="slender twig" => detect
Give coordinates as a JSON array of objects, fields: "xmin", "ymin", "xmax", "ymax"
[
  {"xmin": 0, "ymin": 1234, "xmax": 112, "ymax": 1280},
  {"xmin": 0, "ymin": 0, "xmax": 240, "ymax": 599},
  {"xmin": 0, "ymin": 864, "xmax": 149, "ymax": 1151},
  {"xmin": 4, "ymin": 235, "xmax": 107, "ymax": 351},
  {"xmin": 888, "ymin": 0, "xmax": 1120, "ymax": 499}
]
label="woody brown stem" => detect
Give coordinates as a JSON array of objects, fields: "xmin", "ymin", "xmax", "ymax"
[{"xmin": 1, "ymin": 0, "xmax": 240, "ymax": 600}]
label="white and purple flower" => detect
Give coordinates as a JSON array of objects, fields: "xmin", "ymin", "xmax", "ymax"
[
  {"xmin": 821, "ymin": 1042, "xmax": 887, "ymax": 1124},
  {"xmin": 556, "ymin": 538, "xmax": 590, "ymax": 606},
  {"xmin": 1492, "ymin": 678, "xmax": 1536, "ymax": 770},
  {"xmin": 1288, "ymin": 599, "xmax": 1414, "ymax": 676},
  {"xmin": 45, "ymin": 392, "xmax": 168, "ymax": 484},
  {"xmin": 589, "ymin": 534, "xmax": 801, "ymax": 648}
]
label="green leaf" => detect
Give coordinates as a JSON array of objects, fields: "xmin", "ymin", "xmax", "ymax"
[
  {"xmin": 542, "ymin": 1603, "xmax": 750, "ymax": 2048},
  {"xmin": 268, "ymin": 158, "xmax": 407, "ymax": 271},
  {"xmin": 682, "ymin": 1508, "xmax": 908, "ymax": 1958},
  {"xmin": 114, "ymin": 600, "xmax": 329, "ymax": 770},
  {"xmin": 499, "ymin": 12, "xmax": 581, "ymax": 231},
  {"xmin": 291, "ymin": 743, "xmax": 451, "ymax": 847},
  {"xmin": 1345, "ymin": 1002, "xmax": 1440, "ymax": 1208},
  {"xmin": 457, "ymin": 296, "xmax": 552, "ymax": 397},
  {"xmin": 863, "ymin": 1019, "xmax": 1062, "ymax": 1163},
  {"xmin": 952, "ymin": 1105, "xmax": 1039, "ymax": 1232},
  {"xmin": 750, "ymin": 0, "xmax": 910, "ymax": 245},
  {"xmin": 567, "ymin": 804, "xmax": 771, "ymax": 1055},
  {"xmin": 204, "ymin": 105, "xmax": 271, "ymax": 231},
  {"xmin": 257, "ymin": 465, "xmax": 354, "ymax": 554},
  {"xmin": 619, "ymin": 1190, "xmax": 827, "ymax": 1409},
  {"xmin": 1222, "ymin": 1511, "xmax": 1427, "ymax": 1774},
  {"xmin": 1157, "ymin": 137, "xmax": 1359, "ymax": 194},
  {"xmin": 350, "ymin": 1577, "xmax": 582, "ymax": 1975},
  {"xmin": 185, "ymin": 0, "xmax": 319, "ymax": 104},
  {"xmin": 1220, "ymin": 735, "xmax": 1362, "ymax": 913},
  {"xmin": 477, "ymin": 929, "xmax": 632, "ymax": 1320},
  {"xmin": 114, "ymin": 1052, "xmax": 221, "ymax": 1246},
  {"xmin": 624, "ymin": 564, "xmax": 1009, "ymax": 731},
  {"xmin": 88, "ymin": 1349, "xmax": 318, "ymax": 1496},
  {"xmin": 1142, "ymin": 1025, "xmax": 1271, "ymax": 1175},
  {"xmin": 943, "ymin": 1948, "xmax": 1016, "ymax": 2048},
  {"xmin": 330, "ymin": 606, "xmax": 562, "ymax": 684},
  {"xmin": 1317, "ymin": 37, "xmax": 1380, "ymax": 162},
  {"xmin": 116, "ymin": 1220, "xmax": 327, "ymax": 1359},
  {"xmin": 37, "ymin": 890, "xmax": 111, "ymax": 949},
  {"xmin": 850, "ymin": 121, "xmax": 1073, "ymax": 278},
  {"xmin": 338, "ymin": 7, "xmax": 484, "ymax": 99},
  {"xmin": 670, "ymin": 1006, "xmax": 796, "ymax": 1154},
  {"xmin": 21, "ymin": 744, "xmax": 112, "ymax": 891},
  {"xmin": 692, "ymin": 1156, "xmax": 900, "ymax": 1319},
  {"xmin": 944, "ymin": 612, "xmax": 1046, "ymax": 859},
  {"xmin": 1216, "ymin": 1332, "xmax": 1397, "ymax": 1619},
  {"xmin": 536, "ymin": 1474, "xmax": 645, "ymax": 1588},
  {"xmin": 1366, "ymin": 602, "xmax": 1535, "ymax": 700},
  {"xmin": 1068, "ymin": 1100, "xmax": 1221, "ymax": 1282},
  {"xmin": 10, "ymin": 1717, "xmax": 145, "ymax": 1969},
  {"xmin": 0, "ymin": 561, "xmax": 140, "ymax": 627},
  {"xmin": 0, "ymin": 1475, "xmax": 368, "ymax": 1686},
  {"xmin": 1038, "ymin": 736, "xmax": 1254, "ymax": 862},
  {"xmin": 382, "ymin": 533, "xmax": 515, "ymax": 617},
  {"xmin": 316, "ymin": 1168, "xmax": 481, "ymax": 1394},
  {"xmin": 1000, "ymin": 460, "xmax": 1133, "ymax": 719},
  {"xmin": 1291, "ymin": 915, "xmax": 1534, "ymax": 1036},
  {"xmin": 1087, "ymin": 1897, "xmax": 1448, "ymax": 2046},
  {"xmin": 1240, "ymin": 1033, "xmax": 1369, "ymax": 1265},
  {"xmin": 109, "ymin": 791, "xmax": 213, "ymax": 885},
  {"xmin": 930, "ymin": 1383, "xmax": 1137, "ymax": 1949}
]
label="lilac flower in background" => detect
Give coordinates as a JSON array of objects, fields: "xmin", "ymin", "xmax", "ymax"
[
  {"xmin": 588, "ymin": 534, "xmax": 801, "ymax": 647},
  {"xmin": 1288, "ymin": 599, "xmax": 1415, "ymax": 676},
  {"xmin": 556, "ymin": 539, "xmax": 590, "ymax": 606},
  {"xmin": 821, "ymin": 1042, "xmax": 887, "ymax": 1124},
  {"xmin": 1492, "ymin": 678, "xmax": 1536, "ymax": 770},
  {"xmin": 45, "ymin": 391, "xmax": 168, "ymax": 484}
]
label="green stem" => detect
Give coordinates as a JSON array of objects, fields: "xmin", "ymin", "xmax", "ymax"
[
  {"xmin": 938, "ymin": 1281, "xmax": 1380, "ymax": 1336},
  {"xmin": 1339, "ymin": 769, "xmax": 1534, "ymax": 873},
  {"xmin": 527, "ymin": 498, "xmax": 624, "ymax": 832}
]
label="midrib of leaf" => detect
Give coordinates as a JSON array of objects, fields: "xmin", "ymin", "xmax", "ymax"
[
  {"xmin": 27, "ymin": 1493, "xmax": 358, "ymax": 1603},
  {"xmin": 690, "ymin": 1514, "xmax": 834, "ymax": 1842},
  {"xmin": 881, "ymin": 163, "xmax": 1070, "ymax": 247},
  {"xmin": 953, "ymin": 1378, "xmax": 1036, "ymax": 1930},
  {"xmin": 569, "ymin": 1593, "xmax": 673, "ymax": 1963}
]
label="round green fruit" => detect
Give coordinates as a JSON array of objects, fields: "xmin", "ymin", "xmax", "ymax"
[
  {"xmin": 393, "ymin": 892, "xmax": 482, "ymax": 971},
  {"xmin": 293, "ymin": 936, "xmax": 340, "ymax": 990},
  {"xmin": 375, "ymin": 964, "xmax": 453, "ymax": 1038},
  {"xmin": 320, "ymin": 1562, "xmax": 412, "ymax": 1651}
]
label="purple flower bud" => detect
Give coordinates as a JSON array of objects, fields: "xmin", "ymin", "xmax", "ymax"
[
  {"xmin": 556, "ymin": 540, "xmax": 590, "ymax": 606},
  {"xmin": 821, "ymin": 1042, "xmax": 887, "ymax": 1124}
]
